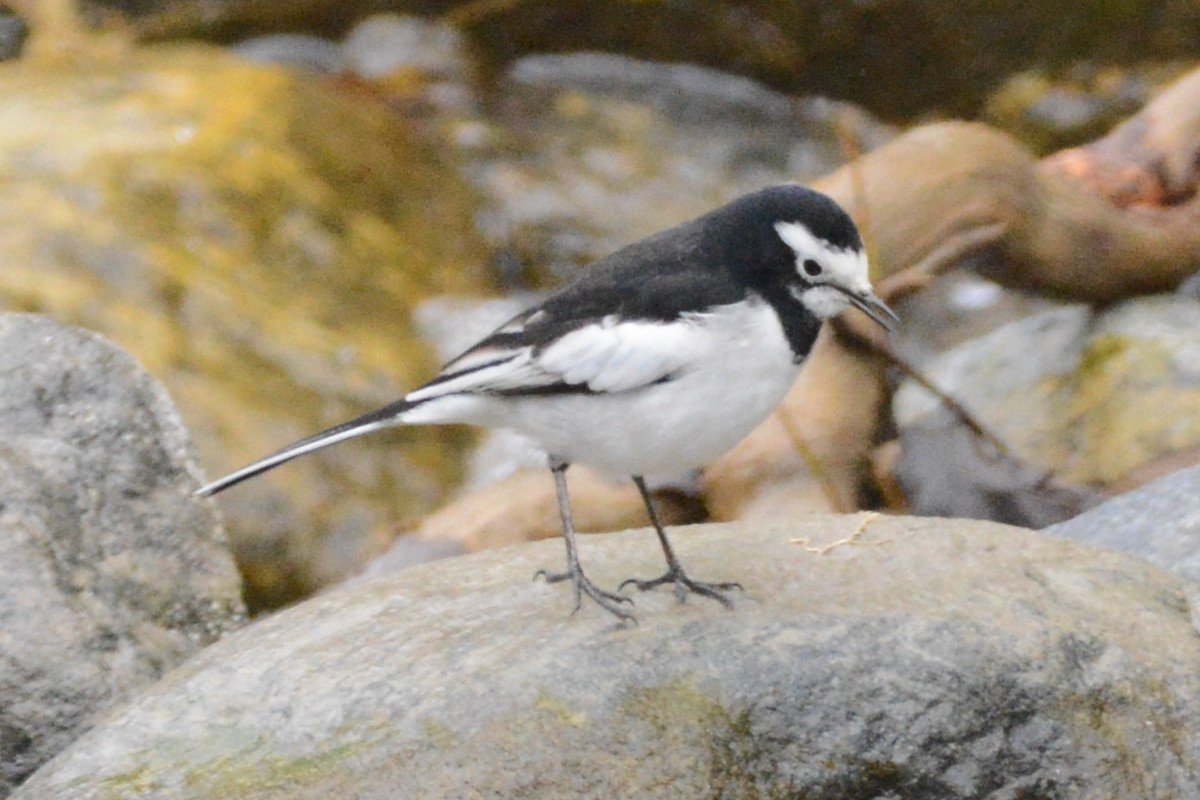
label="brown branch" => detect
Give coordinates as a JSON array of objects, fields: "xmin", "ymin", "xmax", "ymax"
[
  {"xmin": 1042, "ymin": 68, "xmax": 1200, "ymax": 207},
  {"xmin": 772, "ymin": 404, "xmax": 853, "ymax": 513},
  {"xmin": 811, "ymin": 67, "xmax": 1200, "ymax": 303}
]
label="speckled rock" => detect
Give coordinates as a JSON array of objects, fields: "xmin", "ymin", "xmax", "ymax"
[
  {"xmin": 893, "ymin": 297, "xmax": 1200, "ymax": 526},
  {"xmin": 0, "ymin": 314, "xmax": 244, "ymax": 796},
  {"xmin": 14, "ymin": 516, "xmax": 1200, "ymax": 799}
]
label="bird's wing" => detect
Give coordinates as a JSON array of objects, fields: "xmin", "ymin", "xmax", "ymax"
[
  {"xmin": 408, "ymin": 234, "xmax": 750, "ymax": 403},
  {"xmin": 532, "ymin": 314, "xmax": 700, "ymax": 392},
  {"xmin": 406, "ymin": 306, "xmax": 708, "ymax": 403}
]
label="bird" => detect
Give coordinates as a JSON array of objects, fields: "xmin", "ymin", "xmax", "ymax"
[{"xmin": 196, "ymin": 184, "xmax": 897, "ymax": 622}]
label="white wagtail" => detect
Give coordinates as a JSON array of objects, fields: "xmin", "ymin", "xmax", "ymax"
[{"xmin": 197, "ymin": 185, "xmax": 896, "ymax": 621}]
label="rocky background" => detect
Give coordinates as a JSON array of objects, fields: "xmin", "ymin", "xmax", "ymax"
[{"xmin": 1, "ymin": 1, "xmax": 1199, "ymax": 797}]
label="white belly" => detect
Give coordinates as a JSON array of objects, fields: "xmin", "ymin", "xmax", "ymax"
[
  {"xmin": 513, "ymin": 365, "xmax": 798, "ymax": 476},
  {"xmin": 429, "ymin": 299, "xmax": 804, "ymax": 478}
]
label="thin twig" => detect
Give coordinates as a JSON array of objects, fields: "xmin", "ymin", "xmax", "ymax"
[
  {"xmin": 790, "ymin": 510, "xmax": 886, "ymax": 554},
  {"xmin": 832, "ymin": 318, "xmax": 1061, "ymax": 490}
]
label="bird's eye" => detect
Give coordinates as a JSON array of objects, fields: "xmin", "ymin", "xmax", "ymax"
[{"xmin": 802, "ymin": 259, "xmax": 823, "ymax": 277}]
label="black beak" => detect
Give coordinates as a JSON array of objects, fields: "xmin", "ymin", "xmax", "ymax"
[{"xmin": 847, "ymin": 290, "xmax": 899, "ymax": 333}]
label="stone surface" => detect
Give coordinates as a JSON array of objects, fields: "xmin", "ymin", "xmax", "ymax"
[
  {"xmin": 474, "ymin": 52, "xmax": 894, "ymax": 288},
  {"xmin": 231, "ymin": 33, "xmax": 343, "ymax": 73},
  {"xmin": 893, "ymin": 297, "xmax": 1200, "ymax": 526},
  {"xmin": 891, "ymin": 271, "xmax": 1059, "ymax": 368},
  {"xmin": 342, "ymin": 13, "xmax": 466, "ymax": 82},
  {"xmin": 0, "ymin": 44, "xmax": 492, "ymax": 608},
  {"xmin": 1045, "ymin": 464, "xmax": 1200, "ymax": 587},
  {"xmin": 14, "ymin": 516, "xmax": 1200, "ymax": 799},
  {"xmin": 0, "ymin": 13, "xmax": 25, "ymax": 61},
  {"xmin": 0, "ymin": 314, "xmax": 245, "ymax": 796}
]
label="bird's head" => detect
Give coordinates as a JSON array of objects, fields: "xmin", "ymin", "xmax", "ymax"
[{"xmin": 753, "ymin": 185, "xmax": 897, "ymax": 331}]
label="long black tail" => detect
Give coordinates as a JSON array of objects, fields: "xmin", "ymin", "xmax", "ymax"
[{"xmin": 195, "ymin": 398, "xmax": 415, "ymax": 497}]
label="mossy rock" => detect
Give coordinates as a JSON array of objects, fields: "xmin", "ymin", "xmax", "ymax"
[
  {"xmin": 896, "ymin": 297, "xmax": 1200, "ymax": 491},
  {"xmin": 0, "ymin": 44, "xmax": 494, "ymax": 607}
]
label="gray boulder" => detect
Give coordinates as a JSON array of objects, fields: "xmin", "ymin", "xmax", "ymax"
[
  {"xmin": 1045, "ymin": 464, "xmax": 1200, "ymax": 587},
  {"xmin": 15, "ymin": 516, "xmax": 1200, "ymax": 799},
  {"xmin": 894, "ymin": 297, "xmax": 1200, "ymax": 527},
  {"xmin": 0, "ymin": 314, "xmax": 244, "ymax": 795}
]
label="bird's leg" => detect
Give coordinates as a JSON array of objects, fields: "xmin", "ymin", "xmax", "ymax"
[
  {"xmin": 533, "ymin": 459, "xmax": 636, "ymax": 622},
  {"xmin": 619, "ymin": 476, "xmax": 742, "ymax": 607}
]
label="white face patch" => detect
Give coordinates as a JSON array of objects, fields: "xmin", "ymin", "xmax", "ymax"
[
  {"xmin": 774, "ymin": 220, "xmax": 874, "ymax": 320},
  {"xmin": 789, "ymin": 285, "xmax": 847, "ymax": 318}
]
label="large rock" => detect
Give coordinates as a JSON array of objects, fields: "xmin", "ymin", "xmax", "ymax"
[
  {"xmin": 893, "ymin": 297, "xmax": 1200, "ymax": 527},
  {"xmin": 1045, "ymin": 464, "xmax": 1200, "ymax": 588},
  {"xmin": 14, "ymin": 516, "xmax": 1200, "ymax": 798},
  {"xmin": 0, "ymin": 314, "xmax": 244, "ymax": 796}
]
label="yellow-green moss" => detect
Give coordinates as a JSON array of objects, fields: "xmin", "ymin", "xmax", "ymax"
[{"xmin": 1051, "ymin": 334, "xmax": 1200, "ymax": 483}]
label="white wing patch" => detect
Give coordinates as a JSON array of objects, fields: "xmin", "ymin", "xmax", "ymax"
[
  {"xmin": 406, "ymin": 313, "xmax": 717, "ymax": 401},
  {"xmin": 405, "ymin": 347, "xmax": 543, "ymax": 402},
  {"xmin": 538, "ymin": 315, "xmax": 697, "ymax": 392}
]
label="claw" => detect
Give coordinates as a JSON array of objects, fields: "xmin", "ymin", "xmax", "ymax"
[
  {"xmin": 535, "ymin": 566, "xmax": 636, "ymax": 622},
  {"xmin": 619, "ymin": 567, "xmax": 742, "ymax": 608}
]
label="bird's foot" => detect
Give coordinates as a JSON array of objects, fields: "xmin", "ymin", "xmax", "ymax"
[
  {"xmin": 619, "ymin": 566, "xmax": 742, "ymax": 607},
  {"xmin": 534, "ymin": 566, "xmax": 636, "ymax": 623}
]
